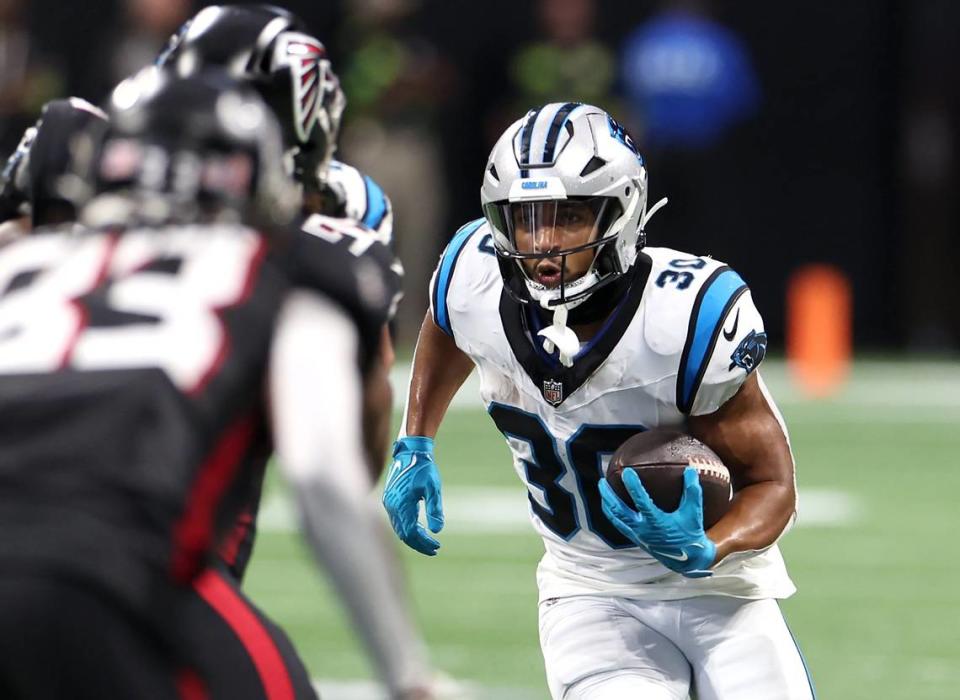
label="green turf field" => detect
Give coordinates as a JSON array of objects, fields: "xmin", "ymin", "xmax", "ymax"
[{"xmin": 244, "ymin": 359, "xmax": 960, "ymax": 699}]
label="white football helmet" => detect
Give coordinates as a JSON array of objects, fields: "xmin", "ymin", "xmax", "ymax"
[{"xmin": 481, "ymin": 103, "xmax": 662, "ymax": 313}]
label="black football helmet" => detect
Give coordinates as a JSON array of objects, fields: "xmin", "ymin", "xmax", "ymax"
[
  {"xmin": 156, "ymin": 4, "xmax": 345, "ymax": 192},
  {"xmin": 0, "ymin": 97, "xmax": 108, "ymax": 227},
  {"xmin": 70, "ymin": 67, "xmax": 299, "ymax": 229}
]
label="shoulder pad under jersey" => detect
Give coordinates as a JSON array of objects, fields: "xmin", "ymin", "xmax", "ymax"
[
  {"xmin": 325, "ymin": 161, "xmax": 393, "ymax": 245},
  {"xmin": 428, "ymin": 218, "xmax": 500, "ymax": 343},
  {"xmin": 300, "ymin": 212, "xmax": 403, "ymax": 320},
  {"xmin": 641, "ymin": 247, "xmax": 766, "ymax": 415},
  {"xmin": 283, "ymin": 215, "xmax": 397, "ymax": 369}
]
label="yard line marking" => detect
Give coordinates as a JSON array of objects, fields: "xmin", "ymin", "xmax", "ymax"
[
  {"xmin": 312, "ymin": 678, "xmax": 541, "ymax": 700},
  {"xmin": 391, "ymin": 360, "xmax": 960, "ymax": 411},
  {"xmin": 795, "ymin": 489, "xmax": 862, "ymax": 527},
  {"xmin": 258, "ymin": 487, "xmax": 859, "ymax": 534},
  {"xmin": 440, "ymin": 487, "xmax": 859, "ymax": 533}
]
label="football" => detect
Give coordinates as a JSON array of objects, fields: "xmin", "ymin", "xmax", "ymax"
[{"xmin": 605, "ymin": 430, "xmax": 732, "ymax": 529}]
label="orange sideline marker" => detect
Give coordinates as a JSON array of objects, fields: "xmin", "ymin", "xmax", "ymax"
[{"xmin": 786, "ymin": 264, "xmax": 852, "ymax": 397}]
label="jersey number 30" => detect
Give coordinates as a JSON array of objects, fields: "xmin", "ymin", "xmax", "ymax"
[{"xmin": 489, "ymin": 403, "xmax": 644, "ymax": 548}]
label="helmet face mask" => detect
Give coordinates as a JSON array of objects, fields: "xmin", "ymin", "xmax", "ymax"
[
  {"xmin": 481, "ymin": 103, "xmax": 650, "ymax": 311},
  {"xmin": 483, "ymin": 196, "xmax": 624, "ymax": 306}
]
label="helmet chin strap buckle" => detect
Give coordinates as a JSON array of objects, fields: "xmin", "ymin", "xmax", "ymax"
[{"xmin": 537, "ymin": 302, "xmax": 580, "ymax": 368}]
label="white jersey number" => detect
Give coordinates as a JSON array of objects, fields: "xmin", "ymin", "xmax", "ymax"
[
  {"xmin": 489, "ymin": 402, "xmax": 646, "ymax": 548},
  {"xmin": 301, "ymin": 213, "xmax": 378, "ymax": 257},
  {"xmin": 0, "ymin": 228, "xmax": 263, "ymax": 393}
]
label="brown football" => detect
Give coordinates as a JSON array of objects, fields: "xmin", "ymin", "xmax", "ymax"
[{"xmin": 606, "ymin": 430, "xmax": 732, "ymax": 529}]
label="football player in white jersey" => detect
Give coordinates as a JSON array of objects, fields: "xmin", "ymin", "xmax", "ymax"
[{"xmin": 383, "ymin": 102, "xmax": 816, "ymax": 699}]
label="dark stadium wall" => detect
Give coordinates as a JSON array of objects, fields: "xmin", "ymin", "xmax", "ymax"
[{"xmin": 19, "ymin": 0, "xmax": 958, "ymax": 350}]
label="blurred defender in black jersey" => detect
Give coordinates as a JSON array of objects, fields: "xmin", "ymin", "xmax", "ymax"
[
  {"xmin": 0, "ymin": 70, "xmax": 405, "ymax": 699},
  {"xmin": 0, "ymin": 8, "xmax": 443, "ymax": 696},
  {"xmin": 156, "ymin": 8, "xmax": 448, "ymax": 698},
  {"xmin": 155, "ymin": 5, "xmax": 401, "ymax": 576},
  {"xmin": 157, "ymin": 4, "xmax": 402, "ymax": 493}
]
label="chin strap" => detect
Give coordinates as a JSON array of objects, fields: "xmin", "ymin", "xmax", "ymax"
[
  {"xmin": 537, "ymin": 301, "xmax": 580, "ymax": 368},
  {"xmin": 532, "ymin": 199, "xmax": 668, "ymax": 369},
  {"xmin": 642, "ymin": 196, "xmax": 668, "ymax": 229}
]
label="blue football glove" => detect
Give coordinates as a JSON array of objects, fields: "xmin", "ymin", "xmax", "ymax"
[
  {"xmin": 599, "ymin": 466, "xmax": 717, "ymax": 578},
  {"xmin": 382, "ymin": 436, "xmax": 444, "ymax": 556}
]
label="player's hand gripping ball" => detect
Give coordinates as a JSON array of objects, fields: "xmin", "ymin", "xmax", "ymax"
[
  {"xmin": 606, "ymin": 430, "xmax": 731, "ymax": 527},
  {"xmin": 599, "ymin": 430, "xmax": 732, "ymax": 577}
]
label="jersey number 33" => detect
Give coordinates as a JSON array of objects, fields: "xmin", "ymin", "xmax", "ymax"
[{"xmin": 0, "ymin": 228, "xmax": 264, "ymax": 394}]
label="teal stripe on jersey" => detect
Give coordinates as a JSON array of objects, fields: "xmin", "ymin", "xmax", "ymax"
[
  {"xmin": 433, "ymin": 219, "xmax": 485, "ymax": 336},
  {"xmin": 678, "ymin": 268, "xmax": 747, "ymax": 413},
  {"xmin": 361, "ymin": 176, "xmax": 388, "ymax": 230}
]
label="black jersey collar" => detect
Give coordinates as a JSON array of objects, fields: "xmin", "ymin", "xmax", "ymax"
[{"xmin": 499, "ymin": 254, "xmax": 652, "ymax": 407}]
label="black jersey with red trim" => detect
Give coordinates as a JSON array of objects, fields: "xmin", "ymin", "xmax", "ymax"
[
  {"xmin": 0, "ymin": 221, "xmax": 389, "ymax": 610},
  {"xmin": 297, "ymin": 211, "xmax": 403, "ymax": 324},
  {"xmin": 217, "ymin": 211, "xmax": 400, "ymax": 580}
]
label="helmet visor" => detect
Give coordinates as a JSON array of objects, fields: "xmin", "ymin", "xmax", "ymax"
[{"xmin": 484, "ymin": 196, "xmax": 620, "ymax": 259}]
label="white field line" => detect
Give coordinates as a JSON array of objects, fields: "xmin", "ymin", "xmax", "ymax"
[
  {"xmin": 312, "ymin": 678, "xmax": 542, "ymax": 700},
  {"xmin": 259, "ymin": 487, "xmax": 858, "ymax": 535},
  {"xmin": 310, "ymin": 652, "xmax": 959, "ymax": 699},
  {"xmin": 391, "ymin": 359, "xmax": 960, "ymax": 411}
]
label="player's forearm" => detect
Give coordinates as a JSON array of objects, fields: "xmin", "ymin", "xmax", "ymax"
[
  {"xmin": 404, "ymin": 312, "xmax": 474, "ymax": 438},
  {"xmin": 363, "ymin": 356, "xmax": 393, "ymax": 480},
  {"xmin": 707, "ymin": 479, "xmax": 796, "ymax": 562},
  {"xmin": 689, "ymin": 373, "xmax": 798, "ymax": 564},
  {"xmin": 293, "ymin": 480, "xmax": 431, "ymax": 696},
  {"xmin": 269, "ymin": 291, "xmax": 432, "ymax": 691},
  {"xmin": 362, "ymin": 328, "xmax": 399, "ymax": 481}
]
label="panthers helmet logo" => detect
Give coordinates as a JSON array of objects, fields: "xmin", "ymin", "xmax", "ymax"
[
  {"xmin": 607, "ymin": 115, "xmax": 642, "ymax": 162},
  {"xmin": 729, "ymin": 330, "xmax": 768, "ymax": 373}
]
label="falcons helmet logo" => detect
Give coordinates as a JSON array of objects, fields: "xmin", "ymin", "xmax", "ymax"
[{"xmin": 274, "ymin": 32, "xmax": 330, "ymax": 144}]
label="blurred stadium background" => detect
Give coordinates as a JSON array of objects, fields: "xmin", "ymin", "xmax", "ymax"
[{"xmin": 4, "ymin": 0, "xmax": 959, "ymax": 697}]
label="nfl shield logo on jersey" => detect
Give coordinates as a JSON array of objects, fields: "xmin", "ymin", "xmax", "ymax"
[{"xmin": 543, "ymin": 379, "xmax": 564, "ymax": 406}]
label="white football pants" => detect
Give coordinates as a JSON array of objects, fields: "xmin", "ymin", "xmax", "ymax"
[{"xmin": 538, "ymin": 595, "xmax": 815, "ymax": 700}]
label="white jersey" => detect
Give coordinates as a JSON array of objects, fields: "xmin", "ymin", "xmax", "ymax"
[
  {"xmin": 309, "ymin": 162, "xmax": 402, "ymax": 320},
  {"xmin": 325, "ymin": 160, "xmax": 393, "ymax": 245},
  {"xmin": 429, "ymin": 219, "xmax": 795, "ymax": 602}
]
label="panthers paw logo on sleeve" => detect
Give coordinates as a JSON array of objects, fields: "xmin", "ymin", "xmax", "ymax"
[{"xmin": 729, "ymin": 330, "xmax": 768, "ymax": 373}]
